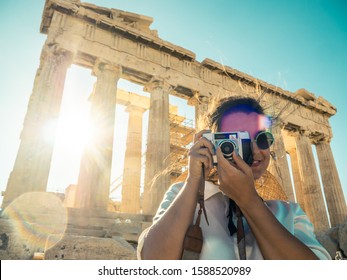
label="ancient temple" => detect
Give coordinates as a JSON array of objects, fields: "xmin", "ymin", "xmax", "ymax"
[{"xmin": 2, "ymin": 0, "xmax": 346, "ymax": 244}]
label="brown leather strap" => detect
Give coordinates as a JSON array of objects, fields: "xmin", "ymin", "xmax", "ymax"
[
  {"xmin": 182, "ymin": 209, "xmax": 203, "ymax": 258},
  {"xmin": 182, "ymin": 165, "xmax": 209, "ymax": 259},
  {"xmin": 200, "ymin": 165, "xmax": 209, "ymax": 225}
]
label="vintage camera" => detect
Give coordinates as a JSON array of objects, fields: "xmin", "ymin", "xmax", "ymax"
[{"xmin": 203, "ymin": 131, "xmax": 253, "ymax": 166}]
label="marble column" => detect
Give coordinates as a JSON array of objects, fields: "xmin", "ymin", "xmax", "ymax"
[
  {"xmin": 294, "ymin": 133, "xmax": 329, "ymax": 231},
  {"xmin": 188, "ymin": 94, "xmax": 209, "ymax": 130},
  {"xmin": 316, "ymin": 139, "xmax": 347, "ymax": 226},
  {"xmin": 268, "ymin": 124, "xmax": 295, "ymax": 201},
  {"xmin": 121, "ymin": 105, "xmax": 146, "ymax": 213},
  {"xmin": 75, "ymin": 62, "xmax": 121, "ymax": 210},
  {"xmin": 2, "ymin": 45, "xmax": 72, "ymax": 209},
  {"xmin": 288, "ymin": 147, "xmax": 305, "ymax": 211},
  {"xmin": 142, "ymin": 80, "xmax": 171, "ymax": 215}
]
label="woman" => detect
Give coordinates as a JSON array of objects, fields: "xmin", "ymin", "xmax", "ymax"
[{"xmin": 137, "ymin": 96, "xmax": 330, "ymax": 260}]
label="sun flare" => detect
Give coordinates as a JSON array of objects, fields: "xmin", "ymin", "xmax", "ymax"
[{"xmin": 55, "ymin": 111, "xmax": 92, "ymax": 153}]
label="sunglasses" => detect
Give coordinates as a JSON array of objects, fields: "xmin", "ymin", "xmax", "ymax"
[{"xmin": 252, "ymin": 131, "xmax": 274, "ymax": 150}]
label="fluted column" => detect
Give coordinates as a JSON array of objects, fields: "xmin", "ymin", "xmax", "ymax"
[
  {"xmin": 188, "ymin": 94, "xmax": 210, "ymax": 129},
  {"xmin": 142, "ymin": 80, "xmax": 171, "ymax": 215},
  {"xmin": 294, "ymin": 132, "xmax": 329, "ymax": 231},
  {"xmin": 2, "ymin": 45, "xmax": 72, "ymax": 209},
  {"xmin": 316, "ymin": 139, "xmax": 347, "ymax": 226},
  {"xmin": 288, "ymin": 147, "xmax": 305, "ymax": 211},
  {"xmin": 75, "ymin": 62, "xmax": 121, "ymax": 210},
  {"xmin": 121, "ymin": 105, "xmax": 146, "ymax": 213},
  {"xmin": 268, "ymin": 124, "xmax": 295, "ymax": 201}
]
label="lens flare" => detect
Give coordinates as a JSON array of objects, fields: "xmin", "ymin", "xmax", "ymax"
[
  {"xmin": 257, "ymin": 114, "xmax": 273, "ymax": 130},
  {"xmin": 2, "ymin": 192, "xmax": 68, "ymax": 251}
]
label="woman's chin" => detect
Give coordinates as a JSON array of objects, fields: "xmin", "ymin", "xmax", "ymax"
[{"xmin": 252, "ymin": 170, "xmax": 263, "ymax": 180}]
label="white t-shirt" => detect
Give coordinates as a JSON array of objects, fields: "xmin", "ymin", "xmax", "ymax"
[{"xmin": 138, "ymin": 181, "xmax": 331, "ymax": 260}]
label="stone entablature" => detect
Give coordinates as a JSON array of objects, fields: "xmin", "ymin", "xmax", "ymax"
[{"xmin": 40, "ymin": 0, "xmax": 334, "ymax": 140}]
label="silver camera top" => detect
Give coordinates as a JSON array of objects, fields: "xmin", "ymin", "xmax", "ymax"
[{"xmin": 203, "ymin": 131, "xmax": 253, "ymax": 165}]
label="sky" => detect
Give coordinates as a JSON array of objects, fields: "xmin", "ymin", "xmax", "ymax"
[{"xmin": 0, "ymin": 0, "xmax": 346, "ymax": 206}]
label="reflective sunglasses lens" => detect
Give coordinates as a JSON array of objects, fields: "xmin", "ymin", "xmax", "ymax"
[{"xmin": 256, "ymin": 131, "xmax": 274, "ymax": 150}]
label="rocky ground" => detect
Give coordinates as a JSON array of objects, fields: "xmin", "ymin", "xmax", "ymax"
[
  {"xmin": 0, "ymin": 214, "xmax": 346, "ymax": 260},
  {"xmin": 316, "ymin": 220, "xmax": 347, "ymax": 260}
]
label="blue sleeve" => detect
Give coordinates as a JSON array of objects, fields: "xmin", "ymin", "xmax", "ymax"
[
  {"xmin": 153, "ymin": 182, "xmax": 184, "ymax": 222},
  {"xmin": 137, "ymin": 182, "xmax": 184, "ymax": 259},
  {"xmin": 292, "ymin": 203, "xmax": 332, "ymax": 260}
]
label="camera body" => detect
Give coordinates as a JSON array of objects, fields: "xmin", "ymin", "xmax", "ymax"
[{"xmin": 203, "ymin": 131, "xmax": 253, "ymax": 166}]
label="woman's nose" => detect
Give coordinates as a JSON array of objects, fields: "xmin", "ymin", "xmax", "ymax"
[{"xmin": 252, "ymin": 141, "xmax": 261, "ymax": 154}]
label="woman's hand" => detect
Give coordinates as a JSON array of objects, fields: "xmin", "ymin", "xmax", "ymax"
[
  {"xmin": 142, "ymin": 129, "xmax": 215, "ymax": 260},
  {"xmin": 187, "ymin": 130, "xmax": 214, "ymax": 182},
  {"xmin": 216, "ymin": 147, "xmax": 259, "ymax": 207}
]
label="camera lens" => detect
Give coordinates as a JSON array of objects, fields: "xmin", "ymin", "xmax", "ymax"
[{"xmin": 219, "ymin": 140, "xmax": 236, "ymax": 157}]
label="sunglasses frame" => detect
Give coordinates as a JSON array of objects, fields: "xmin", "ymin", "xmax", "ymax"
[{"xmin": 253, "ymin": 130, "xmax": 274, "ymax": 150}]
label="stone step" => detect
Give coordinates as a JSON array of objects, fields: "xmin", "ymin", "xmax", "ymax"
[
  {"xmin": 67, "ymin": 212, "xmax": 149, "ymax": 229},
  {"xmin": 67, "ymin": 208, "xmax": 150, "ymax": 222},
  {"xmin": 65, "ymin": 227, "xmax": 107, "ymax": 238}
]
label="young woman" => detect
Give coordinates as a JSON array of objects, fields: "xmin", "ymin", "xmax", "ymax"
[{"xmin": 137, "ymin": 96, "xmax": 330, "ymax": 260}]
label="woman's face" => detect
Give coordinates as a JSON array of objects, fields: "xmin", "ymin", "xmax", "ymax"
[{"xmin": 219, "ymin": 111, "xmax": 271, "ymax": 180}]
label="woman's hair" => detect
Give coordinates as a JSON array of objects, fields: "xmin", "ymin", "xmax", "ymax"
[{"xmin": 207, "ymin": 96, "xmax": 265, "ymax": 132}]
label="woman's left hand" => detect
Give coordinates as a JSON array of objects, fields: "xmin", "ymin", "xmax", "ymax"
[
  {"xmin": 216, "ymin": 147, "xmax": 319, "ymax": 260},
  {"xmin": 216, "ymin": 147, "xmax": 259, "ymax": 207}
]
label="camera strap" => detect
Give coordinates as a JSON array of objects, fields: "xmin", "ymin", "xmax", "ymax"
[
  {"xmin": 228, "ymin": 199, "xmax": 246, "ymax": 260},
  {"xmin": 181, "ymin": 165, "xmax": 209, "ymax": 260},
  {"xmin": 235, "ymin": 204, "xmax": 246, "ymax": 260}
]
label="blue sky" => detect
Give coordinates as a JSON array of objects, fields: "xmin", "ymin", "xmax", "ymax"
[{"xmin": 0, "ymin": 0, "xmax": 346, "ymax": 205}]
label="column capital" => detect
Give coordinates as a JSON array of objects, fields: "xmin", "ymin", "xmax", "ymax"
[
  {"xmin": 286, "ymin": 128, "xmax": 308, "ymax": 138},
  {"xmin": 125, "ymin": 104, "xmax": 147, "ymax": 114},
  {"xmin": 284, "ymin": 123, "xmax": 333, "ymax": 145},
  {"xmin": 41, "ymin": 44, "xmax": 73, "ymax": 67},
  {"xmin": 310, "ymin": 133, "xmax": 331, "ymax": 145},
  {"xmin": 92, "ymin": 60, "xmax": 122, "ymax": 78},
  {"xmin": 187, "ymin": 91, "xmax": 210, "ymax": 106},
  {"xmin": 143, "ymin": 79, "xmax": 173, "ymax": 93}
]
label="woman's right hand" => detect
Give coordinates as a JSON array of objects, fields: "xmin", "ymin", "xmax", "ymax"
[{"xmin": 187, "ymin": 130, "xmax": 214, "ymax": 182}]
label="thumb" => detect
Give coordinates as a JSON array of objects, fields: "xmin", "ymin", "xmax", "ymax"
[
  {"xmin": 232, "ymin": 151, "xmax": 252, "ymax": 175},
  {"xmin": 216, "ymin": 146, "xmax": 230, "ymax": 168}
]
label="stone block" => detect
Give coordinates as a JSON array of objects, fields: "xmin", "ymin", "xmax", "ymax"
[
  {"xmin": 316, "ymin": 227, "xmax": 339, "ymax": 258},
  {"xmin": 316, "ymin": 220, "xmax": 347, "ymax": 259},
  {"xmin": 44, "ymin": 234, "xmax": 136, "ymax": 260}
]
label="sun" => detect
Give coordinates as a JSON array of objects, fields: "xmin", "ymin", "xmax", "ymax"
[
  {"xmin": 55, "ymin": 110, "xmax": 92, "ymax": 153},
  {"xmin": 43, "ymin": 66, "xmax": 96, "ymax": 191},
  {"xmin": 48, "ymin": 66, "xmax": 95, "ymax": 160}
]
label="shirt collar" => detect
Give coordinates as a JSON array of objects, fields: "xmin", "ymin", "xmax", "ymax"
[{"xmin": 204, "ymin": 180, "xmax": 221, "ymax": 200}]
